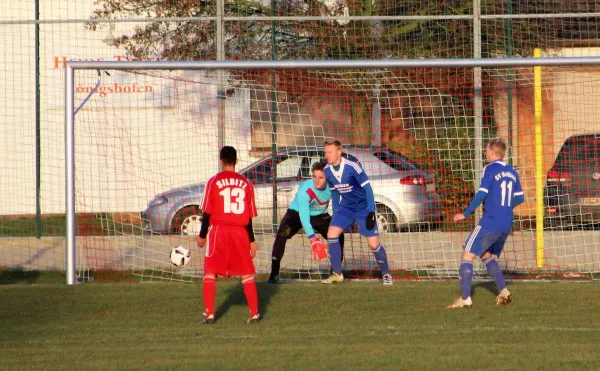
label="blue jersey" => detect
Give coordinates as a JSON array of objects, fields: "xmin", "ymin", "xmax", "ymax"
[
  {"xmin": 478, "ymin": 160, "xmax": 524, "ymax": 232},
  {"xmin": 289, "ymin": 179, "xmax": 331, "ymax": 237},
  {"xmin": 324, "ymin": 157, "xmax": 370, "ymax": 211}
]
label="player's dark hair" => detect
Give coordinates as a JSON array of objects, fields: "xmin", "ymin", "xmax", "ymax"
[
  {"xmin": 324, "ymin": 139, "xmax": 342, "ymax": 149},
  {"xmin": 311, "ymin": 161, "xmax": 326, "ymax": 173},
  {"xmin": 488, "ymin": 137, "xmax": 507, "ymax": 157},
  {"xmin": 219, "ymin": 146, "xmax": 237, "ymax": 165}
]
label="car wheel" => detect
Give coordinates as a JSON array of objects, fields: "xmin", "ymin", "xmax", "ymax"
[
  {"xmin": 171, "ymin": 206, "xmax": 203, "ymax": 235},
  {"xmin": 376, "ymin": 204, "xmax": 397, "ymax": 234}
]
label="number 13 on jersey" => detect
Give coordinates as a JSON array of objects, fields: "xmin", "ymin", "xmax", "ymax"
[{"xmin": 219, "ymin": 187, "xmax": 246, "ymax": 214}]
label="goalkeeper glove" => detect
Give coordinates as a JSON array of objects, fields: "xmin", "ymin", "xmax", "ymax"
[
  {"xmin": 366, "ymin": 211, "xmax": 376, "ymax": 230},
  {"xmin": 309, "ymin": 236, "xmax": 328, "ymax": 261}
]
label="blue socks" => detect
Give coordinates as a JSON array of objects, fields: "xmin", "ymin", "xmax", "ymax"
[
  {"xmin": 484, "ymin": 256, "xmax": 506, "ymax": 292},
  {"xmin": 372, "ymin": 244, "xmax": 389, "ymax": 275},
  {"xmin": 459, "ymin": 260, "xmax": 473, "ymax": 300},
  {"xmin": 328, "ymin": 238, "xmax": 343, "ymax": 275}
]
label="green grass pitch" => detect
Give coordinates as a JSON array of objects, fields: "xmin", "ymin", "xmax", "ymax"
[{"xmin": 1, "ymin": 273, "xmax": 600, "ymax": 370}]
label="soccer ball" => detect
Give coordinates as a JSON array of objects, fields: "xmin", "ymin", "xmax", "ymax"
[{"xmin": 170, "ymin": 245, "xmax": 191, "ymax": 267}]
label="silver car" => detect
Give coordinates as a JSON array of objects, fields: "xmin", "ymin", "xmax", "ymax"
[{"xmin": 141, "ymin": 146, "xmax": 443, "ymax": 235}]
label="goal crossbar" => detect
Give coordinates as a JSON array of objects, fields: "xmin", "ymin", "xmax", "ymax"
[{"xmin": 66, "ymin": 57, "xmax": 600, "ymax": 71}]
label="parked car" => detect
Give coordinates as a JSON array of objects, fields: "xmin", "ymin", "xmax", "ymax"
[
  {"xmin": 544, "ymin": 134, "xmax": 600, "ymax": 228},
  {"xmin": 141, "ymin": 146, "xmax": 443, "ymax": 235}
]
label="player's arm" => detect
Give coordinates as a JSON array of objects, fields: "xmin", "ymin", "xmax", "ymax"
[
  {"xmin": 454, "ymin": 170, "xmax": 492, "ymax": 222},
  {"xmin": 513, "ymin": 176, "xmax": 525, "ymax": 208},
  {"xmin": 197, "ymin": 177, "xmax": 216, "ymax": 248},
  {"xmin": 363, "ymin": 183, "xmax": 376, "ymax": 212},
  {"xmin": 353, "ymin": 165, "xmax": 377, "ymax": 229},
  {"xmin": 245, "ymin": 218, "xmax": 256, "ymax": 257},
  {"xmin": 328, "ymin": 179, "xmax": 340, "ymax": 214},
  {"xmin": 296, "ymin": 189, "xmax": 317, "ymax": 239},
  {"xmin": 297, "ymin": 187, "xmax": 328, "ymax": 260},
  {"xmin": 352, "ymin": 165, "xmax": 374, "ymax": 209},
  {"xmin": 459, "ymin": 191, "xmax": 487, "ymax": 218},
  {"xmin": 245, "ymin": 219, "xmax": 256, "ymax": 241},
  {"xmin": 246, "ymin": 182, "xmax": 259, "ymax": 258},
  {"xmin": 196, "ymin": 213, "xmax": 211, "ymax": 248}
]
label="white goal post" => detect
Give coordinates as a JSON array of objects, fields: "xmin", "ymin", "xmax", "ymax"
[{"xmin": 65, "ymin": 57, "xmax": 600, "ymax": 285}]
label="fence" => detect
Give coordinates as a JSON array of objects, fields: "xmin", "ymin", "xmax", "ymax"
[{"xmin": 1, "ymin": 1, "xmax": 600, "ymax": 282}]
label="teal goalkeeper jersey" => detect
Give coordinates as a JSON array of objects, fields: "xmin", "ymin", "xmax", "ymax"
[{"xmin": 289, "ymin": 179, "xmax": 331, "ymax": 237}]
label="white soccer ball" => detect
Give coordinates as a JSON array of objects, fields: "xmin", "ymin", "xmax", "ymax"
[{"xmin": 170, "ymin": 245, "xmax": 191, "ymax": 267}]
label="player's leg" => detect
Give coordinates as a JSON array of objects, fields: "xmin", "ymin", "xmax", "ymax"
[
  {"xmin": 449, "ymin": 226, "xmax": 503, "ymax": 308},
  {"xmin": 483, "ymin": 231, "xmax": 512, "ymax": 305},
  {"xmin": 356, "ymin": 209, "xmax": 392, "ymax": 284},
  {"xmin": 482, "ymin": 253, "xmax": 506, "ymax": 293},
  {"xmin": 338, "ymin": 231, "xmax": 345, "ymax": 262},
  {"xmin": 202, "ymin": 274, "xmax": 216, "ymax": 324},
  {"xmin": 448, "ymin": 225, "xmax": 488, "ymax": 308},
  {"xmin": 323, "ymin": 207, "xmax": 353, "ymax": 282},
  {"xmin": 227, "ymin": 228, "xmax": 260, "ymax": 322},
  {"xmin": 322, "ymin": 225, "xmax": 345, "ymax": 283},
  {"xmin": 269, "ymin": 210, "xmax": 302, "ymax": 283},
  {"xmin": 241, "ymin": 275, "xmax": 261, "ymax": 323},
  {"xmin": 446, "ymin": 249, "xmax": 476, "ymax": 308},
  {"xmin": 202, "ymin": 228, "xmax": 228, "ymax": 323},
  {"xmin": 366, "ymin": 236, "xmax": 393, "ymax": 285}
]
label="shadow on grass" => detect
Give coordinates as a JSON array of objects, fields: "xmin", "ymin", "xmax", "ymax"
[
  {"xmin": 0, "ymin": 269, "xmax": 65, "ymax": 285},
  {"xmin": 472, "ymin": 280, "xmax": 505, "ymax": 297},
  {"xmin": 214, "ymin": 281, "xmax": 279, "ymax": 320}
]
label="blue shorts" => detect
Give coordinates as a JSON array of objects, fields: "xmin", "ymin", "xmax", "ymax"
[
  {"xmin": 463, "ymin": 225, "xmax": 509, "ymax": 258},
  {"xmin": 331, "ymin": 205, "xmax": 379, "ymax": 238}
]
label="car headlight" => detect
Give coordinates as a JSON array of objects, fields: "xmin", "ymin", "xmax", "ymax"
[{"xmin": 149, "ymin": 195, "xmax": 168, "ymax": 207}]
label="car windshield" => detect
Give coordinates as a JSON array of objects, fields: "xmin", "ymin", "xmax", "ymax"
[
  {"xmin": 341, "ymin": 152, "xmax": 360, "ymax": 162},
  {"xmin": 556, "ymin": 136, "xmax": 600, "ymax": 163},
  {"xmin": 239, "ymin": 148, "xmax": 421, "ymax": 183},
  {"xmin": 371, "ymin": 151, "xmax": 419, "ymax": 171},
  {"xmin": 241, "ymin": 155, "xmax": 304, "ymax": 184}
]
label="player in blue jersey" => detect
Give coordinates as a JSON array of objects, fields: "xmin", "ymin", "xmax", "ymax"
[
  {"xmin": 448, "ymin": 137, "xmax": 525, "ymax": 308},
  {"xmin": 321, "ymin": 140, "xmax": 393, "ymax": 285},
  {"xmin": 267, "ymin": 161, "xmax": 344, "ymax": 284}
]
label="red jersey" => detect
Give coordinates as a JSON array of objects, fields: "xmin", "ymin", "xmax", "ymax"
[{"xmin": 201, "ymin": 170, "xmax": 257, "ymax": 227}]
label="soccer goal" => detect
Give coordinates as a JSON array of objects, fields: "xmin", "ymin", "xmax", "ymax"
[{"xmin": 65, "ymin": 57, "xmax": 600, "ymax": 284}]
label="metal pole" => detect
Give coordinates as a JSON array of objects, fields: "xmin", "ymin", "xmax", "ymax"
[
  {"xmin": 216, "ymin": 0, "xmax": 225, "ymax": 149},
  {"xmin": 65, "ymin": 65, "xmax": 77, "ymax": 285},
  {"xmin": 66, "ymin": 57, "xmax": 600, "ymax": 70},
  {"xmin": 506, "ymin": 0, "xmax": 515, "ymax": 165},
  {"xmin": 35, "ymin": 0, "xmax": 42, "ymax": 239},
  {"xmin": 534, "ymin": 48, "xmax": 545, "ymax": 268},
  {"xmin": 270, "ymin": 0, "xmax": 278, "ymax": 235},
  {"xmin": 473, "ymin": 0, "xmax": 483, "ymax": 221},
  {"xmin": 7, "ymin": 12, "xmax": 600, "ymax": 25}
]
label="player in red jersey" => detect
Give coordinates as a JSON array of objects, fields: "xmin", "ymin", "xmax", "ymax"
[{"xmin": 196, "ymin": 146, "xmax": 261, "ymax": 324}]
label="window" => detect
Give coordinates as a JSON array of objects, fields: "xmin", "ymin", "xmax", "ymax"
[
  {"xmin": 301, "ymin": 156, "xmax": 326, "ymax": 178},
  {"xmin": 341, "ymin": 152, "xmax": 360, "ymax": 163},
  {"xmin": 372, "ymin": 151, "xmax": 419, "ymax": 171},
  {"xmin": 243, "ymin": 159, "xmax": 273, "ymax": 185},
  {"xmin": 557, "ymin": 136, "xmax": 600, "ymax": 164},
  {"xmin": 242, "ymin": 155, "xmax": 303, "ymax": 184},
  {"xmin": 277, "ymin": 156, "xmax": 303, "ymax": 181}
]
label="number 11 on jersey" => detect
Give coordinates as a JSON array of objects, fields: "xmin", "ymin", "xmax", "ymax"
[{"xmin": 500, "ymin": 180, "xmax": 513, "ymax": 207}]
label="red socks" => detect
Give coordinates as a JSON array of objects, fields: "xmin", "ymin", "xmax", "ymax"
[
  {"xmin": 204, "ymin": 275, "xmax": 259, "ymax": 318},
  {"xmin": 242, "ymin": 276, "xmax": 259, "ymax": 317},
  {"xmin": 202, "ymin": 276, "xmax": 216, "ymax": 316}
]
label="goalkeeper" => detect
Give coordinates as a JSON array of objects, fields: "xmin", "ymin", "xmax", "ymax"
[{"xmin": 268, "ymin": 161, "xmax": 344, "ymax": 284}]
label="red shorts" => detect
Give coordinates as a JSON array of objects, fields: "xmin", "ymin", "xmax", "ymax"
[{"xmin": 204, "ymin": 225, "xmax": 255, "ymax": 276}]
